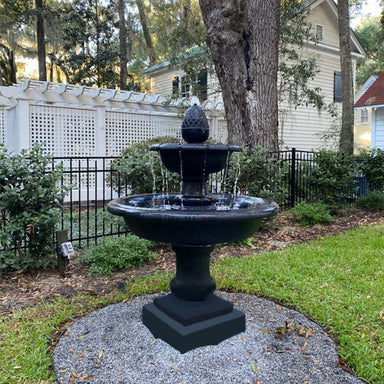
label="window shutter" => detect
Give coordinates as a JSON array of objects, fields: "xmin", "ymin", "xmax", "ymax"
[
  {"xmin": 315, "ymin": 24, "xmax": 323, "ymax": 41},
  {"xmin": 334, "ymin": 71, "xmax": 342, "ymax": 102},
  {"xmin": 197, "ymin": 71, "xmax": 208, "ymax": 101}
]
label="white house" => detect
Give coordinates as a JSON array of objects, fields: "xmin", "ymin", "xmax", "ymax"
[
  {"xmin": 354, "ymin": 71, "xmax": 384, "ymax": 151},
  {"xmin": 144, "ymin": 0, "xmax": 365, "ymax": 151}
]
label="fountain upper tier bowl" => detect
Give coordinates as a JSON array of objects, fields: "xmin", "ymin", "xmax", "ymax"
[
  {"xmin": 108, "ymin": 193, "xmax": 278, "ymax": 246},
  {"xmin": 150, "ymin": 143, "xmax": 242, "ymax": 182}
]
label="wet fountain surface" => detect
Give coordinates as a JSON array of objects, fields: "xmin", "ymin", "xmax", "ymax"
[
  {"xmin": 53, "ymin": 292, "xmax": 365, "ymax": 384},
  {"xmin": 108, "ymin": 193, "xmax": 278, "ymax": 246}
]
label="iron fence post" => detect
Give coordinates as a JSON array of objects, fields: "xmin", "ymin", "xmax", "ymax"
[{"xmin": 291, "ymin": 148, "xmax": 296, "ymax": 208}]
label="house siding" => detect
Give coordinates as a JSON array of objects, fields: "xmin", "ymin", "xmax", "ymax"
[
  {"xmin": 279, "ymin": 47, "xmax": 342, "ymax": 150},
  {"xmin": 354, "ymin": 108, "xmax": 372, "ymax": 151},
  {"xmin": 373, "ymin": 108, "xmax": 384, "ymax": 148},
  {"xmin": 150, "ymin": 68, "xmax": 185, "ymax": 97},
  {"xmin": 308, "ymin": 1, "xmax": 339, "ymax": 48}
]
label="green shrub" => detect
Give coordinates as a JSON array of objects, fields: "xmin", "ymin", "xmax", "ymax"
[
  {"xmin": 308, "ymin": 150, "xmax": 357, "ymax": 210},
  {"xmin": 359, "ymin": 148, "xmax": 384, "ymax": 191},
  {"xmin": 289, "ymin": 202, "xmax": 333, "ymax": 226},
  {"xmin": 225, "ymin": 146, "xmax": 289, "ymax": 205},
  {"xmin": 79, "ymin": 235, "xmax": 155, "ymax": 274},
  {"xmin": 109, "ymin": 136, "xmax": 180, "ymax": 195},
  {"xmin": 0, "ymin": 144, "xmax": 67, "ymax": 272},
  {"xmin": 357, "ymin": 190, "xmax": 384, "ymax": 211}
]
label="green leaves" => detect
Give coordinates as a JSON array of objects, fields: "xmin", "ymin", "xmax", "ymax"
[
  {"xmin": 289, "ymin": 202, "xmax": 333, "ymax": 226},
  {"xmin": 79, "ymin": 235, "xmax": 155, "ymax": 274},
  {"xmin": 359, "ymin": 148, "xmax": 384, "ymax": 191},
  {"xmin": 225, "ymin": 147, "xmax": 289, "ymax": 205},
  {"xmin": 0, "ymin": 143, "xmax": 68, "ymax": 272},
  {"xmin": 109, "ymin": 136, "xmax": 180, "ymax": 195},
  {"xmin": 309, "ymin": 150, "xmax": 357, "ymax": 210}
]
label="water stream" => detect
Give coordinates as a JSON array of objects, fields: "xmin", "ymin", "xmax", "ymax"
[
  {"xmin": 149, "ymin": 151, "xmax": 157, "ymax": 206},
  {"xmin": 178, "ymin": 147, "xmax": 184, "ymax": 210},
  {"xmin": 232, "ymin": 152, "xmax": 242, "ymax": 203}
]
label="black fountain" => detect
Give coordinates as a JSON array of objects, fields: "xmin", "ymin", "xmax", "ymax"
[{"xmin": 108, "ymin": 104, "xmax": 279, "ymax": 353}]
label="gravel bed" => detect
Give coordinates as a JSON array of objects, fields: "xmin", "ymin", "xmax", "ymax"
[{"xmin": 53, "ymin": 292, "xmax": 365, "ymax": 384}]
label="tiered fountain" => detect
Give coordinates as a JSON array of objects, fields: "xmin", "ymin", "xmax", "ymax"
[{"xmin": 108, "ymin": 104, "xmax": 278, "ymax": 353}]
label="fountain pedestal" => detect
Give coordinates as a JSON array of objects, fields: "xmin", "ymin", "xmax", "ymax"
[{"xmin": 142, "ymin": 243, "xmax": 245, "ymax": 353}]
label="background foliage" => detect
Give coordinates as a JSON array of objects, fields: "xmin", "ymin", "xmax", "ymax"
[
  {"xmin": 79, "ymin": 234, "xmax": 154, "ymax": 274},
  {"xmin": 110, "ymin": 136, "xmax": 180, "ymax": 195},
  {"xmin": 0, "ymin": 143, "xmax": 67, "ymax": 272}
]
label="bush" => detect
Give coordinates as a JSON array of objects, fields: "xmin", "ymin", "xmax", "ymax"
[
  {"xmin": 308, "ymin": 150, "xmax": 357, "ymax": 210},
  {"xmin": 359, "ymin": 148, "xmax": 384, "ymax": 191},
  {"xmin": 289, "ymin": 202, "xmax": 333, "ymax": 226},
  {"xmin": 79, "ymin": 235, "xmax": 155, "ymax": 274},
  {"xmin": 0, "ymin": 144, "xmax": 67, "ymax": 272},
  {"xmin": 356, "ymin": 190, "xmax": 384, "ymax": 211},
  {"xmin": 109, "ymin": 136, "xmax": 180, "ymax": 195},
  {"xmin": 225, "ymin": 146, "xmax": 289, "ymax": 205}
]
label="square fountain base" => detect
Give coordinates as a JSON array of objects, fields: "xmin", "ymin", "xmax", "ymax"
[{"xmin": 142, "ymin": 295, "xmax": 245, "ymax": 354}]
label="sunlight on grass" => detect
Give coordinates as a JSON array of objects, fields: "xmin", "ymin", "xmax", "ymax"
[
  {"xmin": 213, "ymin": 224, "xmax": 384, "ymax": 383},
  {"xmin": 1, "ymin": 226, "xmax": 384, "ymax": 382}
]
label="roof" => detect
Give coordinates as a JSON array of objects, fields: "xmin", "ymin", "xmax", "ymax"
[
  {"xmin": 355, "ymin": 74, "xmax": 379, "ymax": 102},
  {"xmin": 144, "ymin": 46, "xmax": 206, "ymax": 75},
  {"xmin": 354, "ymin": 72, "xmax": 384, "ymax": 108}
]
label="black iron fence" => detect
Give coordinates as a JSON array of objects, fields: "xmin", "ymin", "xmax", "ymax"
[
  {"xmin": 268, "ymin": 148, "xmax": 317, "ymax": 207},
  {"xmin": 1, "ymin": 148, "xmax": 369, "ymax": 253}
]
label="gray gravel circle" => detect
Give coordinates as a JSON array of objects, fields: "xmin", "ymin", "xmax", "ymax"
[{"xmin": 53, "ymin": 292, "xmax": 365, "ymax": 384}]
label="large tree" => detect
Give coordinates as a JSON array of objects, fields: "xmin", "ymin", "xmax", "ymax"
[
  {"xmin": 199, "ymin": 0, "xmax": 281, "ymax": 150},
  {"xmin": 35, "ymin": 0, "xmax": 47, "ymax": 81},
  {"xmin": 135, "ymin": 0, "xmax": 156, "ymax": 66},
  {"xmin": 56, "ymin": 0, "xmax": 119, "ymax": 87},
  {"xmin": 118, "ymin": 0, "xmax": 129, "ymax": 89},
  {"xmin": 355, "ymin": 16, "xmax": 384, "ymax": 87},
  {"xmin": 338, "ymin": 0, "xmax": 354, "ymax": 155}
]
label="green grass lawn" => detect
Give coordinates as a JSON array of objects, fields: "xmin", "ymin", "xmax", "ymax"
[{"xmin": 1, "ymin": 224, "xmax": 384, "ymax": 383}]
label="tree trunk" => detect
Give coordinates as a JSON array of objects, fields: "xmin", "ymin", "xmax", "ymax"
[
  {"xmin": 199, "ymin": 0, "xmax": 280, "ymax": 150},
  {"xmin": 338, "ymin": 0, "xmax": 354, "ymax": 155},
  {"xmin": 35, "ymin": 0, "xmax": 47, "ymax": 81},
  {"xmin": 118, "ymin": 0, "xmax": 128, "ymax": 90},
  {"xmin": 48, "ymin": 54, "xmax": 54, "ymax": 82},
  {"xmin": 136, "ymin": 0, "xmax": 156, "ymax": 66}
]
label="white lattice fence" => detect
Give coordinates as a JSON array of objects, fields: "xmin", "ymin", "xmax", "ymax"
[
  {"xmin": 30, "ymin": 104, "xmax": 96, "ymax": 156},
  {"xmin": 0, "ymin": 81, "xmax": 227, "ymax": 202},
  {"xmin": 0, "ymin": 107, "xmax": 5, "ymax": 145},
  {"xmin": 210, "ymin": 116, "xmax": 228, "ymax": 143},
  {"xmin": 105, "ymin": 111, "xmax": 182, "ymax": 155}
]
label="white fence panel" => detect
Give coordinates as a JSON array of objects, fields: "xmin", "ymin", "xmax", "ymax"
[
  {"xmin": 30, "ymin": 104, "xmax": 96, "ymax": 156},
  {"xmin": 0, "ymin": 81, "xmax": 227, "ymax": 202},
  {"xmin": 0, "ymin": 107, "xmax": 5, "ymax": 145},
  {"xmin": 105, "ymin": 110, "xmax": 183, "ymax": 156}
]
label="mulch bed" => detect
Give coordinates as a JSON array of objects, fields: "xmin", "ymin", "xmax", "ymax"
[{"xmin": 1, "ymin": 208, "xmax": 383, "ymax": 315}]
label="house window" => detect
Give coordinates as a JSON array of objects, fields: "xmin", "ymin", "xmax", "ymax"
[
  {"xmin": 181, "ymin": 76, "xmax": 191, "ymax": 98},
  {"xmin": 359, "ymin": 108, "xmax": 369, "ymax": 124},
  {"xmin": 196, "ymin": 71, "xmax": 208, "ymax": 101},
  {"xmin": 334, "ymin": 71, "xmax": 342, "ymax": 102},
  {"xmin": 172, "ymin": 76, "xmax": 180, "ymax": 98},
  {"xmin": 315, "ymin": 24, "xmax": 324, "ymax": 42},
  {"xmin": 171, "ymin": 71, "xmax": 207, "ymax": 100}
]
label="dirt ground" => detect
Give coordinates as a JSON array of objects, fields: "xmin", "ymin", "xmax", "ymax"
[{"xmin": 1, "ymin": 208, "xmax": 383, "ymax": 315}]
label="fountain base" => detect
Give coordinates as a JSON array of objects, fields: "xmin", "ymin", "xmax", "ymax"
[
  {"xmin": 142, "ymin": 297, "xmax": 245, "ymax": 354},
  {"xmin": 154, "ymin": 293, "xmax": 234, "ymax": 325}
]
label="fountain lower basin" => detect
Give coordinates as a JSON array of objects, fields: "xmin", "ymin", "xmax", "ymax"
[{"xmin": 107, "ymin": 193, "xmax": 278, "ymax": 246}]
